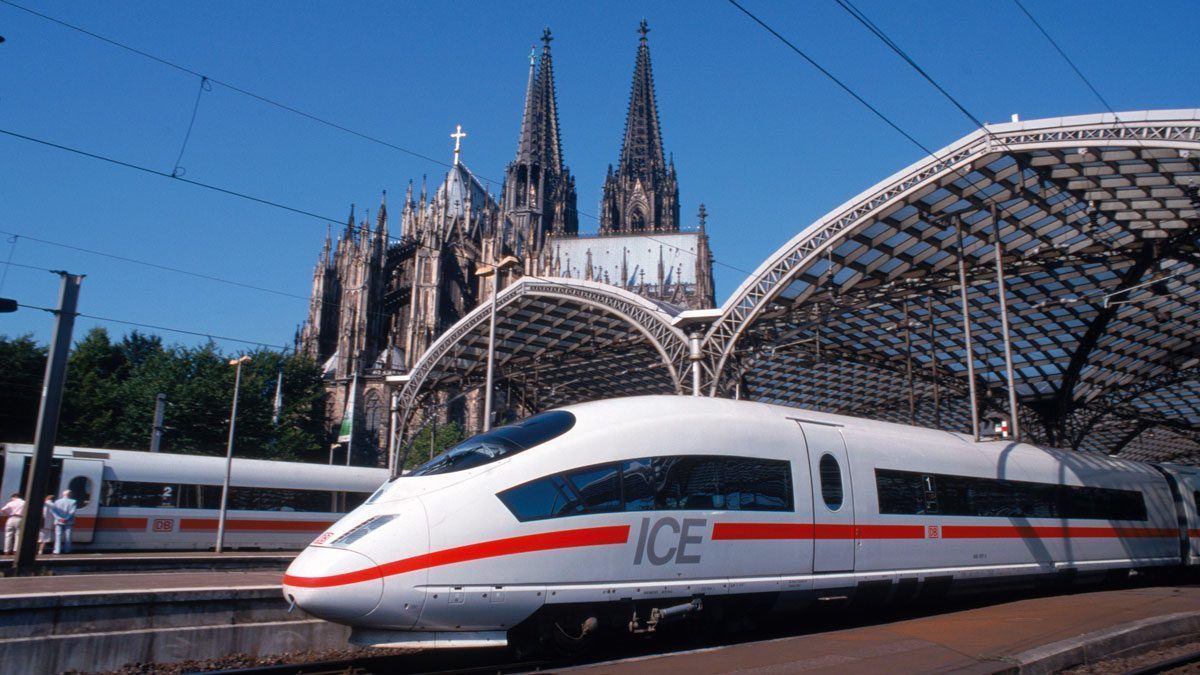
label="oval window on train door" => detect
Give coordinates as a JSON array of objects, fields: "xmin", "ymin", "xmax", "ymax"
[
  {"xmin": 819, "ymin": 454, "xmax": 843, "ymax": 510},
  {"xmin": 68, "ymin": 476, "xmax": 92, "ymax": 509}
]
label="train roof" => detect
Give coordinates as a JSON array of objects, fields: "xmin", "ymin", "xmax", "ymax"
[
  {"xmin": 0, "ymin": 443, "xmax": 388, "ymax": 492},
  {"xmin": 556, "ymin": 395, "xmax": 1160, "ymax": 476}
]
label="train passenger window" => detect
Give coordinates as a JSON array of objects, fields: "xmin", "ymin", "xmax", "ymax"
[
  {"xmin": 621, "ymin": 459, "xmax": 656, "ymax": 511},
  {"xmin": 498, "ymin": 455, "xmax": 795, "ymax": 521},
  {"xmin": 722, "ymin": 457, "xmax": 792, "ymax": 511},
  {"xmin": 874, "ymin": 468, "xmax": 1147, "ymax": 521},
  {"xmin": 497, "ymin": 475, "xmax": 582, "ymax": 522},
  {"xmin": 409, "ymin": 411, "xmax": 576, "ymax": 477},
  {"xmin": 102, "ymin": 480, "xmax": 182, "ymax": 508},
  {"xmin": 655, "ymin": 456, "xmax": 723, "ymax": 510},
  {"xmin": 567, "ymin": 464, "xmax": 621, "ymax": 514},
  {"xmin": 819, "ymin": 455, "xmax": 843, "ymax": 510}
]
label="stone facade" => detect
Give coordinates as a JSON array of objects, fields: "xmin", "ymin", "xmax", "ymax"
[{"xmin": 297, "ymin": 24, "xmax": 716, "ymax": 465}]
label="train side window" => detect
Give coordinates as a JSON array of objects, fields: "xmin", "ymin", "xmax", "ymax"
[
  {"xmin": 874, "ymin": 468, "xmax": 1147, "ymax": 521},
  {"xmin": 497, "ymin": 476, "xmax": 581, "ymax": 522},
  {"xmin": 102, "ymin": 480, "xmax": 181, "ymax": 508},
  {"xmin": 721, "ymin": 457, "xmax": 793, "ymax": 511},
  {"xmin": 567, "ymin": 464, "xmax": 621, "ymax": 514},
  {"xmin": 654, "ymin": 456, "xmax": 723, "ymax": 510},
  {"xmin": 819, "ymin": 454, "xmax": 843, "ymax": 510},
  {"xmin": 621, "ymin": 459, "xmax": 655, "ymax": 511},
  {"xmin": 1194, "ymin": 491, "xmax": 1199, "ymax": 510}
]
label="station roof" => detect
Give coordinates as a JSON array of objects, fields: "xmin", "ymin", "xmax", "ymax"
[{"xmin": 398, "ymin": 110, "xmax": 1200, "ymax": 466}]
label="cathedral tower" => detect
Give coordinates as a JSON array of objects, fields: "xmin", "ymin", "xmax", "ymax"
[
  {"xmin": 503, "ymin": 28, "xmax": 578, "ymax": 255},
  {"xmin": 600, "ymin": 20, "xmax": 679, "ymax": 234}
]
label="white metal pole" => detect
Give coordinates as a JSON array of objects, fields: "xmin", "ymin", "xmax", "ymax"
[
  {"xmin": 992, "ymin": 204, "xmax": 1021, "ymax": 442},
  {"xmin": 955, "ymin": 219, "xmax": 981, "ymax": 442},
  {"xmin": 689, "ymin": 332, "xmax": 702, "ymax": 396},
  {"xmin": 215, "ymin": 359, "xmax": 244, "ymax": 554},
  {"xmin": 386, "ymin": 392, "xmax": 398, "ymax": 476},
  {"xmin": 483, "ymin": 267, "xmax": 499, "ymax": 432}
]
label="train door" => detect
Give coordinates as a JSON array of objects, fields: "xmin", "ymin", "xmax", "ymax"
[
  {"xmin": 798, "ymin": 422, "xmax": 855, "ymax": 573},
  {"xmin": 59, "ymin": 459, "xmax": 103, "ymax": 543}
]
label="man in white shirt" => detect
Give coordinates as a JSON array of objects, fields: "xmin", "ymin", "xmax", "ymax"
[
  {"xmin": 51, "ymin": 490, "xmax": 77, "ymax": 555},
  {"xmin": 0, "ymin": 494, "xmax": 25, "ymax": 554}
]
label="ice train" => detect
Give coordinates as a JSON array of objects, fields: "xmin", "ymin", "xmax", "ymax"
[{"xmin": 281, "ymin": 396, "xmax": 1200, "ymax": 649}]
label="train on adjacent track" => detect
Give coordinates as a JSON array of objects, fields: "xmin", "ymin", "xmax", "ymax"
[
  {"xmin": 282, "ymin": 396, "xmax": 1200, "ymax": 650},
  {"xmin": 0, "ymin": 443, "xmax": 387, "ymax": 550}
]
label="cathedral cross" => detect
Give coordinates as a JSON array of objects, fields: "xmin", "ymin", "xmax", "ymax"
[{"xmin": 451, "ymin": 124, "xmax": 467, "ymax": 165}]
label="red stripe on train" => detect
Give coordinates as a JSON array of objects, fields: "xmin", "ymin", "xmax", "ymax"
[
  {"xmin": 714, "ymin": 522, "xmax": 1180, "ymax": 541},
  {"xmin": 283, "ymin": 525, "xmax": 631, "ymax": 588},
  {"xmin": 180, "ymin": 518, "xmax": 334, "ymax": 532}
]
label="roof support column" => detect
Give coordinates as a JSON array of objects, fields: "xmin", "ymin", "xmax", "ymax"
[
  {"xmin": 992, "ymin": 204, "xmax": 1021, "ymax": 442},
  {"xmin": 927, "ymin": 295, "xmax": 941, "ymax": 429},
  {"xmin": 955, "ymin": 218, "xmax": 981, "ymax": 441},
  {"xmin": 904, "ymin": 300, "xmax": 915, "ymax": 425}
]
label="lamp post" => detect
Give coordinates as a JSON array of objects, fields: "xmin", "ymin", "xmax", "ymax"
[
  {"xmin": 215, "ymin": 355, "xmax": 250, "ymax": 553},
  {"xmin": 477, "ymin": 255, "xmax": 521, "ymax": 431}
]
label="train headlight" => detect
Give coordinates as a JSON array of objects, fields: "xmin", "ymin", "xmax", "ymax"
[{"xmin": 330, "ymin": 514, "xmax": 398, "ymax": 547}]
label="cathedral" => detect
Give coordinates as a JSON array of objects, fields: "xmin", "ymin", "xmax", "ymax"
[{"xmin": 297, "ymin": 22, "xmax": 715, "ymax": 464}]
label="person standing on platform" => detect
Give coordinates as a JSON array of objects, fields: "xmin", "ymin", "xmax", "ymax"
[
  {"xmin": 1, "ymin": 493, "xmax": 25, "ymax": 554},
  {"xmin": 39, "ymin": 495, "xmax": 54, "ymax": 555},
  {"xmin": 51, "ymin": 490, "xmax": 77, "ymax": 554}
]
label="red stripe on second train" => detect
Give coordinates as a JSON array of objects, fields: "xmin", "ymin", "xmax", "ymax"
[
  {"xmin": 282, "ymin": 524, "xmax": 632, "ymax": 589},
  {"xmin": 92, "ymin": 517, "xmax": 148, "ymax": 530},
  {"xmin": 180, "ymin": 518, "xmax": 333, "ymax": 532}
]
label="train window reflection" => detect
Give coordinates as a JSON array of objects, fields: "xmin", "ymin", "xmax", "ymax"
[
  {"xmin": 875, "ymin": 468, "xmax": 1147, "ymax": 521},
  {"xmin": 409, "ymin": 411, "xmax": 576, "ymax": 477},
  {"xmin": 100, "ymin": 480, "xmax": 369, "ymax": 513},
  {"xmin": 621, "ymin": 459, "xmax": 655, "ymax": 511},
  {"xmin": 568, "ymin": 465, "xmax": 621, "ymax": 513},
  {"xmin": 498, "ymin": 455, "xmax": 793, "ymax": 522}
]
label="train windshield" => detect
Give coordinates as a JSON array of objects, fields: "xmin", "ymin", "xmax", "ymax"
[{"xmin": 407, "ymin": 411, "xmax": 576, "ymax": 477}]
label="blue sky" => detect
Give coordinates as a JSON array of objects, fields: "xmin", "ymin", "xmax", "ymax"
[{"xmin": 1, "ymin": 0, "xmax": 1197, "ymax": 351}]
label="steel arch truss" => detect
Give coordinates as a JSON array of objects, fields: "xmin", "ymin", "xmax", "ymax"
[
  {"xmin": 704, "ymin": 110, "xmax": 1200, "ymax": 462},
  {"xmin": 397, "ymin": 277, "xmax": 690, "ymax": 436}
]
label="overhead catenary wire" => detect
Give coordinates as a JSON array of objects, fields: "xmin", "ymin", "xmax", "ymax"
[
  {"xmin": 0, "ymin": 0, "xmax": 755, "ymax": 276},
  {"xmin": 0, "ymin": 0, "xmax": 453, "ymax": 172},
  {"xmin": 17, "ymin": 302, "xmax": 291, "ymax": 351}
]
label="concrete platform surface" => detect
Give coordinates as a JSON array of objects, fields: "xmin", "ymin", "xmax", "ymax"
[
  {"xmin": 0, "ymin": 570, "xmax": 282, "ymax": 597},
  {"xmin": 570, "ymin": 585, "xmax": 1200, "ymax": 674}
]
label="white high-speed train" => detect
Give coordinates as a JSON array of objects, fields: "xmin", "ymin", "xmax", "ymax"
[
  {"xmin": 282, "ymin": 396, "xmax": 1200, "ymax": 650},
  {"xmin": 0, "ymin": 444, "xmax": 387, "ymax": 550}
]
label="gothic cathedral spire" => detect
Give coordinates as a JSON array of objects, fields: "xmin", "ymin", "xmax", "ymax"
[
  {"xmin": 503, "ymin": 27, "xmax": 578, "ymax": 251},
  {"xmin": 600, "ymin": 20, "xmax": 680, "ymax": 234}
]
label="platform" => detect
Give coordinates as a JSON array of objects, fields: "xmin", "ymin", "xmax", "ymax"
[
  {"xmin": 0, "ymin": 550, "xmax": 294, "ymax": 576},
  {"xmin": 569, "ymin": 584, "xmax": 1200, "ymax": 674}
]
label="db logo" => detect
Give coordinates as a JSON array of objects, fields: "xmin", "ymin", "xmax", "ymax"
[
  {"xmin": 312, "ymin": 532, "xmax": 334, "ymax": 546},
  {"xmin": 927, "ymin": 525, "xmax": 940, "ymax": 539},
  {"xmin": 152, "ymin": 518, "xmax": 175, "ymax": 533}
]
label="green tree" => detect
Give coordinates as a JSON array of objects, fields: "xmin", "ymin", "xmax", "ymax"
[
  {"xmin": 400, "ymin": 420, "xmax": 468, "ymax": 471},
  {"xmin": 60, "ymin": 327, "xmax": 128, "ymax": 447},
  {"xmin": 1, "ymin": 328, "xmax": 330, "ymax": 463},
  {"xmin": 0, "ymin": 334, "xmax": 47, "ymax": 443}
]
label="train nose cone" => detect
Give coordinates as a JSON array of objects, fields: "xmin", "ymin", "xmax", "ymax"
[{"xmin": 283, "ymin": 546, "xmax": 382, "ymax": 622}]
